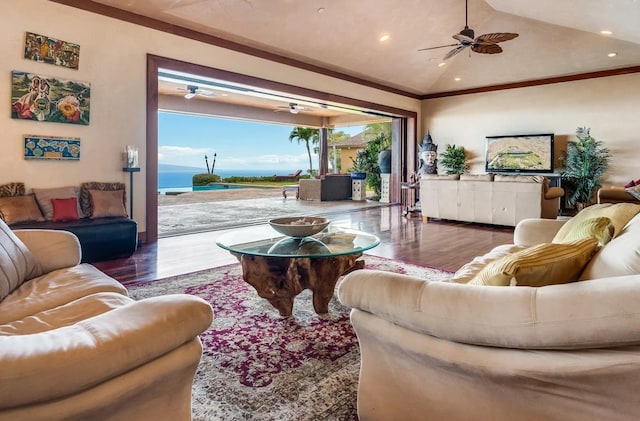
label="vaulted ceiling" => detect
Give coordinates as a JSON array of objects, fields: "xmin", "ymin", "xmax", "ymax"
[{"xmin": 63, "ymin": 0, "xmax": 640, "ymax": 97}]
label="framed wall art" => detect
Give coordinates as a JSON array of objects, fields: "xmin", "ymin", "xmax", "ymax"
[
  {"xmin": 11, "ymin": 71, "xmax": 90, "ymax": 125},
  {"xmin": 24, "ymin": 135, "xmax": 81, "ymax": 160},
  {"xmin": 24, "ymin": 32, "xmax": 80, "ymax": 69}
]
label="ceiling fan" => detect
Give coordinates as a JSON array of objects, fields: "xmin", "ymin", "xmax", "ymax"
[
  {"xmin": 418, "ymin": 0, "xmax": 518, "ymax": 60},
  {"xmin": 274, "ymin": 103, "xmax": 313, "ymax": 114},
  {"xmin": 178, "ymin": 85, "xmax": 215, "ymax": 99}
]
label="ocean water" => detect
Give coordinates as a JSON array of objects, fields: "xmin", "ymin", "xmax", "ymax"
[{"xmin": 158, "ymin": 169, "xmax": 296, "ymax": 189}]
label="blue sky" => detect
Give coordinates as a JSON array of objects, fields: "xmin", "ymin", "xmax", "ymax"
[{"xmin": 158, "ymin": 111, "xmax": 363, "ymax": 172}]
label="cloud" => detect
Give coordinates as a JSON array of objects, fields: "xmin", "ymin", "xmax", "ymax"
[
  {"xmin": 218, "ymin": 153, "xmax": 315, "ymax": 169},
  {"xmin": 158, "ymin": 145, "xmax": 214, "ymax": 167},
  {"xmin": 159, "ymin": 145, "xmax": 320, "ymax": 171}
]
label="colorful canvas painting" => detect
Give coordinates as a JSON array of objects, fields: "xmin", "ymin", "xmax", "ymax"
[
  {"xmin": 24, "ymin": 32, "xmax": 80, "ymax": 69},
  {"xmin": 11, "ymin": 71, "xmax": 90, "ymax": 125},
  {"xmin": 24, "ymin": 135, "xmax": 81, "ymax": 160}
]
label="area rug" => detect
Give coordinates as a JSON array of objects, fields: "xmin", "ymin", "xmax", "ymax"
[{"xmin": 126, "ymin": 255, "xmax": 452, "ymax": 420}]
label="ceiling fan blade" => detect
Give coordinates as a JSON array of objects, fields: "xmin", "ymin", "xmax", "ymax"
[
  {"xmin": 471, "ymin": 43, "xmax": 503, "ymax": 54},
  {"xmin": 418, "ymin": 43, "xmax": 459, "ymax": 52},
  {"xmin": 443, "ymin": 45, "xmax": 467, "ymax": 60},
  {"xmin": 476, "ymin": 32, "xmax": 519, "ymax": 44},
  {"xmin": 453, "ymin": 33, "xmax": 475, "ymax": 44}
]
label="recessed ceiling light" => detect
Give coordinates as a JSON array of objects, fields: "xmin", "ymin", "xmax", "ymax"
[
  {"xmin": 379, "ymin": 34, "xmax": 390, "ymax": 42},
  {"xmin": 317, "ymin": 7, "xmax": 325, "ymax": 13},
  {"xmin": 438, "ymin": 62, "xmax": 446, "ymax": 67},
  {"xmin": 454, "ymin": 77, "xmax": 461, "ymax": 81},
  {"xmin": 608, "ymin": 52, "xmax": 618, "ymax": 57},
  {"xmin": 220, "ymin": 93, "xmax": 229, "ymax": 96},
  {"xmin": 600, "ymin": 30, "xmax": 613, "ymax": 35}
]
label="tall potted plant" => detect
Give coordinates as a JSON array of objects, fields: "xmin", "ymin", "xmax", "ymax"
[
  {"xmin": 440, "ymin": 144, "xmax": 468, "ymax": 175},
  {"xmin": 561, "ymin": 127, "xmax": 610, "ymax": 208}
]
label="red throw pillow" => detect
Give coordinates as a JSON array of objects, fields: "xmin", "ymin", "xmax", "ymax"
[{"xmin": 52, "ymin": 197, "xmax": 80, "ymax": 222}]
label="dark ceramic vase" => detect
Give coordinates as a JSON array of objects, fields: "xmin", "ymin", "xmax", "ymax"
[{"xmin": 378, "ymin": 150, "xmax": 391, "ymax": 174}]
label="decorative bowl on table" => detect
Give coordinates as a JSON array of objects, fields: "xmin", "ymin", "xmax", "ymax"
[{"xmin": 268, "ymin": 216, "xmax": 330, "ymax": 238}]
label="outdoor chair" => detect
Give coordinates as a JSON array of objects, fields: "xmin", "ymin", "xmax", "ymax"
[{"xmin": 274, "ymin": 169, "xmax": 302, "ymax": 182}]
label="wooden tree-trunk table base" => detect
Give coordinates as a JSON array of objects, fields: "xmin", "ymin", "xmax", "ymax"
[{"xmin": 233, "ymin": 252, "xmax": 365, "ymax": 317}]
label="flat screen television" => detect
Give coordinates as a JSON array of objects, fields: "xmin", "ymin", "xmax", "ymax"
[{"xmin": 485, "ymin": 133, "xmax": 554, "ymax": 174}]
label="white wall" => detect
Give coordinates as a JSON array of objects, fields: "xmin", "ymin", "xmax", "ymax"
[
  {"xmin": 421, "ymin": 73, "xmax": 640, "ymax": 186},
  {"xmin": 1, "ymin": 0, "xmax": 420, "ymax": 232}
]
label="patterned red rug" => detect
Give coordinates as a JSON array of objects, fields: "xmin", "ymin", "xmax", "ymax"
[{"xmin": 127, "ymin": 255, "xmax": 452, "ymax": 420}]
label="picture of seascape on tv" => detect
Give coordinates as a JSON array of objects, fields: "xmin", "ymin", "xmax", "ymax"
[{"xmin": 158, "ymin": 167, "xmax": 298, "ymax": 189}]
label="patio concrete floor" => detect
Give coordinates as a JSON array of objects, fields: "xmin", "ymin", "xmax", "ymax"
[{"xmin": 158, "ymin": 187, "xmax": 388, "ymax": 237}]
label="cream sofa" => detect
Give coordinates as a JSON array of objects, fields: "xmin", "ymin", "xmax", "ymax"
[
  {"xmin": 420, "ymin": 174, "xmax": 564, "ymax": 226},
  {"xmin": 339, "ymin": 206, "xmax": 640, "ymax": 420},
  {"xmin": 0, "ymin": 219, "xmax": 213, "ymax": 420}
]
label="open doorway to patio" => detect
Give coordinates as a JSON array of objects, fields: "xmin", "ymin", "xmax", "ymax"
[
  {"xmin": 146, "ymin": 55, "xmax": 418, "ymax": 242},
  {"xmin": 157, "ymin": 112, "xmax": 392, "ymax": 237}
]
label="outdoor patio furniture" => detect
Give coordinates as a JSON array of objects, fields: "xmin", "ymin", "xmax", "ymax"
[
  {"xmin": 274, "ymin": 169, "xmax": 302, "ymax": 182},
  {"xmin": 299, "ymin": 174, "xmax": 352, "ymax": 201},
  {"xmin": 282, "ymin": 185, "xmax": 299, "ymax": 199}
]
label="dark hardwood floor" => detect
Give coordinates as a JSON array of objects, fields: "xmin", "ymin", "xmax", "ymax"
[{"xmin": 94, "ymin": 205, "xmax": 514, "ymax": 285}]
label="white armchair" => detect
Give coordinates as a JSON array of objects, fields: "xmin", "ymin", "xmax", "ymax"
[{"xmin": 339, "ymin": 214, "xmax": 640, "ymax": 420}]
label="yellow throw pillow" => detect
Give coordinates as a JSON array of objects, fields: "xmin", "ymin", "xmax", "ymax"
[
  {"xmin": 552, "ymin": 203, "xmax": 640, "ymax": 243},
  {"xmin": 551, "ymin": 216, "xmax": 614, "ymax": 246},
  {"xmin": 468, "ymin": 238, "xmax": 600, "ymax": 287}
]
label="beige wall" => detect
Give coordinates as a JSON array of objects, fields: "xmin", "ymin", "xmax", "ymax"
[
  {"xmin": 421, "ymin": 73, "xmax": 640, "ymax": 186},
  {"xmin": 1, "ymin": 0, "xmax": 420, "ymax": 233}
]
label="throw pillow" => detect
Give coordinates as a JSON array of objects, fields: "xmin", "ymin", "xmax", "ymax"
[
  {"xmin": 550, "ymin": 216, "xmax": 614, "ymax": 246},
  {"xmin": 625, "ymin": 185, "xmax": 640, "ymax": 201},
  {"xmin": 580, "ymin": 213, "xmax": 640, "ymax": 280},
  {"xmin": 468, "ymin": 238, "xmax": 600, "ymax": 287},
  {"xmin": 80, "ymin": 182, "xmax": 126, "ymax": 217},
  {"xmin": 0, "ymin": 218, "xmax": 42, "ymax": 301},
  {"xmin": 32, "ymin": 186, "xmax": 84, "ymax": 220},
  {"xmin": 52, "ymin": 197, "xmax": 80, "ymax": 222},
  {"xmin": 552, "ymin": 203, "xmax": 640, "ymax": 243},
  {"xmin": 0, "ymin": 195, "xmax": 45, "ymax": 225},
  {"xmin": 459, "ymin": 174, "xmax": 494, "ymax": 182},
  {"xmin": 0, "ymin": 182, "xmax": 25, "ymax": 197},
  {"xmin": 89, "ymin": 189, "xmax": 127, "ymax": 218},
  {"xmin": 493, "ymin": 175, "xmax": 544, "ymax": 183}
]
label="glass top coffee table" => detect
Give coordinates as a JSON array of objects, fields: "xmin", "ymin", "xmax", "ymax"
[{"xmin": 217, "ymin": 225, "xmax": 380, "ymax": 316}]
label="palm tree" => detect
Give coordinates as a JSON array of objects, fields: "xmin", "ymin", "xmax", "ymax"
[{"xmin": 289, "ymin": 126, "xmax": 319, "ymax": 175}]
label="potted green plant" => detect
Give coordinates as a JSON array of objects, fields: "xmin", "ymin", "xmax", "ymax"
[
  {"xmin": 350, "ymin": 150, "xmax": 368, "ymax": 180},
  {"xmin": 561, "ymin": 127, "xmax": 610, "ymax": 209},
  {"xmin": 440, "ymin": 144, "xmax": 468, "ymax": 175}
]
